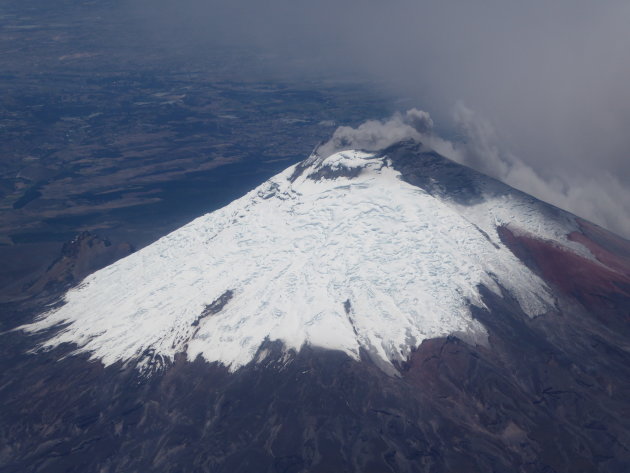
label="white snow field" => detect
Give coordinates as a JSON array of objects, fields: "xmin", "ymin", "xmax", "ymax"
[{"xmin": 24, "ymin": 149, "xmax": 583, "ymax": 373}]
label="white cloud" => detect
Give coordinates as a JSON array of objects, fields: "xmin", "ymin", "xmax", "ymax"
[
  {"xmin": 449, "ymin": 104, "xmax": 630, "ymax": 238},
  {"xmin": 316, "ymin": 109, "xmax": 430, "ymax": 158},
  {"xmin": 321, "ymin": 108, "xmax": 630, "ymax": 239}
]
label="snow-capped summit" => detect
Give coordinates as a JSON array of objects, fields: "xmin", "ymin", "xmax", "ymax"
[{"xmin": 24, "ymin": 141, "xmax": 593, "ymax": 373}]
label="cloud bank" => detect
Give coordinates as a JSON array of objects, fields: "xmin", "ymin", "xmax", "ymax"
[{"xmin": 124, "ymin": 0, "xmax": 630, "ymax": 238}]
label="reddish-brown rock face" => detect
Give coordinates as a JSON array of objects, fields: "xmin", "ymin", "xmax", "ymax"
[
  {"xmin": 498, "ymin": 225, "xmax": 630, "ymax": 321},
  {"xmin": 569, "ymin": 219, "xmax": 630, "ymax": 276}
]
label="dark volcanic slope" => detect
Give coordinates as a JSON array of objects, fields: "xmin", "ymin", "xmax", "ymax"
[{"xmin": 2, "ymin": 280, "xmax": 630, "ymax": 473}]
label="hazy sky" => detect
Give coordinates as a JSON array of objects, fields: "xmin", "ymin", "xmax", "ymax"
[{"xmin": 130, "ymin": 0, "xmax": 630, "ymax": 237}]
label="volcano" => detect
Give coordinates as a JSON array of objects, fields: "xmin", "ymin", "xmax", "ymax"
[{"xmin": 3, "ymin": 140, "xmax": 630, "ymax": 473}]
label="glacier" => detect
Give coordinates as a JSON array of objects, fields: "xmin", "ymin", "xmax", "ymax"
[{"xmin": 23, "ymin": 147, "xmax": 586, "ymax": 374}]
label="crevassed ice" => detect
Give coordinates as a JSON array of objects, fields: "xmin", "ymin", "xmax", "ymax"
[{"xmin": 24, "ymin": 150, "xmax": 559, "ymax": 372}]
